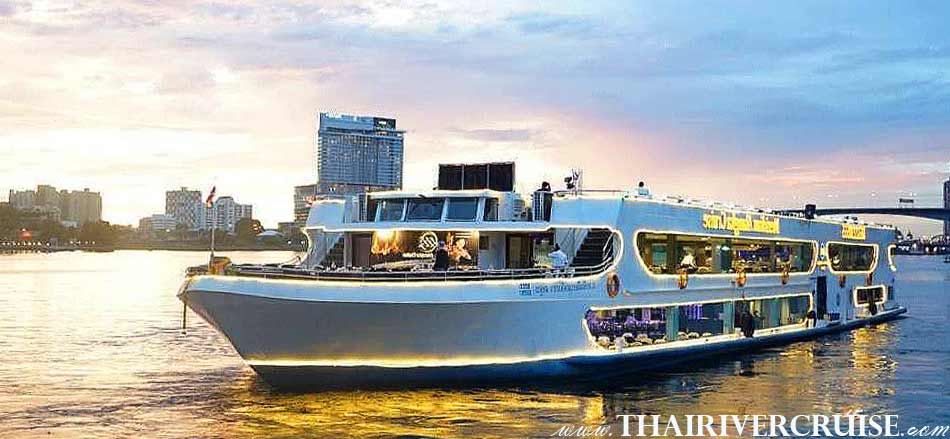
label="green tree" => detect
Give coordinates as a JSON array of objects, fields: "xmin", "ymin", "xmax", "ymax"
[
  {"xmin": 78, "ymin": 221, "xmax": 117, "ymax": 246},
  {"xmin": 234, "ymin": 218, "xmax": 263, "ymax": 243}
]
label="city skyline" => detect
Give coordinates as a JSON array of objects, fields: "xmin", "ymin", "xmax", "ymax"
[{"xmin": 2, "ymin": 2, "xmax": 950, "ymax": 234}]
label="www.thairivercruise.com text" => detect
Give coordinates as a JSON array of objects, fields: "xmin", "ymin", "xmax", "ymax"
[{"xmin": 550, "ymin": 414, "xmax": 949, "ymax": 437}]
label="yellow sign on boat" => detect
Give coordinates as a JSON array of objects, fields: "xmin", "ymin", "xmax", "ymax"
[
  {"xmin": 702, "ymin": 211, "xmax": 780, "ymax": 235},
  {"xmin": 841, "ymin": 223, "xmax": 867, "ymax": 240}
]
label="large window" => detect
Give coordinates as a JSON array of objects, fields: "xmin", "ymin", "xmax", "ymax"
[
  {"xmin": 636, "ymin": 232, "xmax": 815, "ymax": 275},
  {"xmin": 855, "ymin": 286, "xmax": 885, "ymax": 305},
  {"xmin": 739, "ymin": 295, "xmax": 810, "ymax": 330},
  {"xmin": 378, "ymin": 199, "xmax": 405, "ymax": 221},
  {"xmin": 406, "ymin": 199, "xmax": 445, "ymax": 221},
  {"xmin": 679, "ymin": 303, "xmax": 726, "ymax": 336},
  {"xmin": 828, "ymin": 243, "xmax": 875, "ymax": 272},
  {"xmin": 445, "ymin": 198, "xmax": 478, "ymax": 221}
]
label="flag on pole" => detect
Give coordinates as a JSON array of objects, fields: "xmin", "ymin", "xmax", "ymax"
[{"xmin": 205, "ymin": 186, "xmax": 216, "ymax": 208}]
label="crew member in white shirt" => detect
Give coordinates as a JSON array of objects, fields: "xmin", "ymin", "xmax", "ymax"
[{"xmin": 548, "ymin": 244, "xmax": 569, "ymax": 269}]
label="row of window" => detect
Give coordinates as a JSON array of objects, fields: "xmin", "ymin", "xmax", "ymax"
[
  {"xmin": 371, "ymin": 198, "xmax": 499, "ymax": 222},
  {"xmin": 636, "ymin": 232, "xmax": 878, "ymax": 275},
  {"xmin": 636, "ymin": 233, "xmax": 817, "ymax": 275},
  {"xmin": 586, "ymin": 294, "xmax": 812, "ymax": 348}
]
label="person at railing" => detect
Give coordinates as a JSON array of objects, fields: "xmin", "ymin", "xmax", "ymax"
[
  {"xmin": 433, "ymin": 241, "xmax": 450, "ymax": 271},
  {"xmin": 548, "ymin": 244, "xmax": 568, "ymax": 269},
  {"xmin": 637, "ymin": 181, "xmax": 651, "ymax": 197}
]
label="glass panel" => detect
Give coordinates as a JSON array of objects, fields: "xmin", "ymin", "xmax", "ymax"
[
  {"xmin": 445, "ymin": 198, "xmax": 478, "ymax": 221},
  {"xmin": 828, "ymin": 243, "xmax": 875, "ymax": 271},
  {"xmin": 637, "ymin": 232, "xmax": 816, "ymax": 275},
  {"xmin": 406, "ymin": 199, "xmax": 445, "ymax": 221},
  {"xmin": 678, "ymin": 303, "xmax": 725, "ymax": 336},
  {"xmin": 378, "ymin": 200, "xmax": 404, "ymax": 221},
  {"xmin": 740, "ymin": 295, "xmax": 810, "ymax": 330},
  {"xmin": 370, "ymin": 230, "xmax": 477, "ymax": 269},
  {"xmin": 483, "ymin": 198, "xmax": 499, "ymax": 221}
]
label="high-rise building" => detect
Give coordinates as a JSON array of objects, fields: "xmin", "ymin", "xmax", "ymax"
[
  {"xmin": 316, "ymin": 112, "xmax": 404, "ymax": 189},
  {"xmin": 203, "ymin": 196, "xmax": 253, "ymax": 233},
  {"xmin": 293, "ymin": 113, "xmax": 405, "ymax": 228},
  {"xmin": 8, "ymin": 185, "xmax": 101, "ymax": 225},
  {"xmin": 67, "ymin": 188, "xmax": 102, "ymax": 225},
  {"xmin": 944, "ymin": 177, "xmax": 949, "ymax": 238},
  {"xmin": 8, "ymin": 189, "xmax": 35, "ymax": 210},
  {"xmin": 165, "ymin": 187, "xmax": 203, "ymax": 230}
]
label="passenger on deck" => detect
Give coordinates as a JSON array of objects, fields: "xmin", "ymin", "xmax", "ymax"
[
  {"xmin": 548, "ymin": 244, "xmax": 569, "ymax": 269},
  {"xmin": 679, "ymin": 249, "xmax": 697, "ymax": 273},
  {"xmin": 433, "ymin": 241, "xmax": 450, "ymax": 271},
  {"xmin": 637, "ymin": 181, "xmax": 651, "ymax": 197}
]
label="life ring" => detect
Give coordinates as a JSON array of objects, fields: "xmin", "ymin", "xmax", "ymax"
[
  {"xmin": 838, "ymin": 275, "xmax": 847, "ymax": 288},
  {"xmin": 866, "ymin": 272, "xmax": 873, "ymax": 286},
  {"xmin": 606, "ymin": 272, "xmax": 621, "ymax": 298},
  {"xmin": 677, "ymin": 270, "xmax": 688, "ymax": 289},
  {"xmin": 736, "ymin": 269, "xmax": 747, "ymax": 288},
  {"xmin": 780, "ymin": 267, "xmax": 790, "ymax": 285}
]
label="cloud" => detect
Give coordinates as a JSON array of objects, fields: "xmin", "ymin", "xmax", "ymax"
[
  {"xmin": 507, "ymin": 12, "xmax": 601, "ymax": 38},
  {"xmin": 450, "ymin": 127, "xmax": 538, "ymax": 142}
]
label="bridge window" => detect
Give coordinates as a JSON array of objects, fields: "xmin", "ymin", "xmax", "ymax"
[
  {"xmin": 445, "ymin": 198, "xmax": 478, "ymax": 221},
  {"xmin": 378, "ymin": 199, "xmax": 405, "ymax": 221},
  {"xmin": 406, "ymin": 199, "xmax": 445, "ymax": 221},
  {"xmin": 828, "ymin": 243, "xmax": 875, "ymax": 272},
  {"xmin": 636, "ymin": 232, "xmax": 815, "ymax": 275}
]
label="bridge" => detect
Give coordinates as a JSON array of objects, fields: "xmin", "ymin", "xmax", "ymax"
[{"xmin": 775, "ymin": 207, "xmax": 950, "ymax": 222}]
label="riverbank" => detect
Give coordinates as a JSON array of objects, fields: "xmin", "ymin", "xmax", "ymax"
[{"xmin": 117, "ymin": 242, "xmax": 306, "ymax": 252}]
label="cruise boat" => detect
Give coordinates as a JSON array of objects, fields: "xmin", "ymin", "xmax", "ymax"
[{"xmin": 178, "ymin": 162, "xmax": 906, "ymax": 389}]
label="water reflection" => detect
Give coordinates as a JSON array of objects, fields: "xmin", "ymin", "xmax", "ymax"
[{"xmin": 0, "ymin": 252, "xmax": 943, "ymax": 438}]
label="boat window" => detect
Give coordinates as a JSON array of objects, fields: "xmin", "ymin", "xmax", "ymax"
[
  {"xmin": 586, "ymin": 307, "xmax": 670, "ymax": 347},
  {"xmin": 855, "ymin": 286, "xmax": 885, "ymax": 305},
  {"xmin": 738, "ymin": 294, "xmax": 810, "ymax": 330},
  {"xmin": 445, "ymin": 198, "xmax": 478, "ymax": 221},
  {"xmin": 483, "ymin": 198, "xmax": 499, "ymax": 221},
  {"xmin": 406, "ymin": 199, "xmax": 445, "ymax": 221},
  {"xmin": 679, "ymin": 303, "xmax": 726, "ymax": 337},
  {"xmin": 378, "ymin": 199, "xmax": 405, "ymax": 221},
  {"xmin": 369, "ymin": 230, "xmax": 478, "ymax": 269},
  {"xmin": 636, "ymin": 232, "xmax": 815, "ymax": 275},
  {"xmin": 828, "ymin": 243, "xmax": 875, "ymax": 272}
]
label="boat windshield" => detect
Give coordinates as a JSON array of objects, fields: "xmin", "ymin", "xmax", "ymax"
[{"xmin": 406, "ymin": 199, "xmax": 444, "ymax": 221}]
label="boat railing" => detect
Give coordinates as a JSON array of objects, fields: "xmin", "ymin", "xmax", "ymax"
[{"xmin": 223, "ymin": 257, "xmax": 614, "ymax": 283}]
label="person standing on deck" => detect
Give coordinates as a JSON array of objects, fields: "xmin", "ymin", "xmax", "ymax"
[
  {"xmin": 548, "ymin": 244, "xmax": 569, "ymax": 269},
  {"xmin": 433, "ymin": 241, "xmax": 450, "ymax": 271}
]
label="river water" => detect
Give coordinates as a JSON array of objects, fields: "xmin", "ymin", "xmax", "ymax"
[{"xmin": 0, "ymin": 251, "xmax": 947, "ymax": 438}]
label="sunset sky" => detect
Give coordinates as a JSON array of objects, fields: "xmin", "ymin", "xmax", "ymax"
[{"xmin": 1, "ymin": 1, "xmax": 948, "ymax": 234}]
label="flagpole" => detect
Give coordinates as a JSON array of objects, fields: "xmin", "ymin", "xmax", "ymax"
[{"xmin": 209, "ymin": 201, "xmax": 216, "ymax": 264}]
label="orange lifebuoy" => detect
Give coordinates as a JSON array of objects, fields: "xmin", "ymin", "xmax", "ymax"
[
  {"xmin": 606, "ymin": 272, "xmax": 621, "ymax": 298},
  {"xmin": 677, "ymin": 270, "xmax": 689, "ymax": 289},
  {"xmin": 736, "ymin": 269, "xmax": 747, "ymax": 288}
]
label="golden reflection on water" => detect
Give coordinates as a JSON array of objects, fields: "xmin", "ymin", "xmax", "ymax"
[
  {"xmin": 0, "ymin": 251, "xmax": 913, "ymax": 438},
  {"xmin": 204, "ymin": 323, "xmax": 901, "ymax": 438}
]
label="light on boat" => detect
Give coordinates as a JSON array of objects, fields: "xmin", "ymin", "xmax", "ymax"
[{"xmin": 375, "ymin": 229, "xmax": 395, "ymax": 240}]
